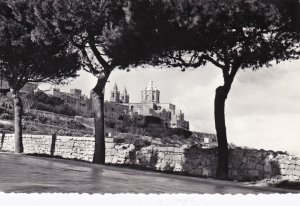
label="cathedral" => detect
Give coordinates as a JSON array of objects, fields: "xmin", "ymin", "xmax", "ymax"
[{"xmin": 108, "ymin": 80, "xmax": 189, "ymax": 130}]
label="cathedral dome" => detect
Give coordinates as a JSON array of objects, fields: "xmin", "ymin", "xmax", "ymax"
[{"xmin": 145, "ymin": 80, "xmax": 158, "ymax": 91}]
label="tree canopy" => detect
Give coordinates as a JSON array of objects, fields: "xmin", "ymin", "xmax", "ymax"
[
  {"xmin": 0, "ymin": 0, "xmax": 81, "ymax": 153},
  {"xmin": 0, "ymin": 0, "xmax": 80, "ymax": 91},
  {"xmin": 105, "ymin": 0, "xmax": 300, "ymax": 179},
  {"xmin": 106, "ymin": 0, "xmax": 300, "ymax": 70}
]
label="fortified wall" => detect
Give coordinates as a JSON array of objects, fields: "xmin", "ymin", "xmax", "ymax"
[{"xmin": 1, "ymin": 134, "xmax": 300, "ymax": 182}]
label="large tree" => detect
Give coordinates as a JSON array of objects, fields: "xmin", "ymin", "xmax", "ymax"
[
  {"xmin": 40, "ymin": 0, "xmax": 133, "ymax": 164},
  {"xmin": 111, "ymin": 0, "xmax": 300, "ymax": 179},
  {"xmin": 0, "ymin": 0, "xmax": 80, "ymax": 153}
]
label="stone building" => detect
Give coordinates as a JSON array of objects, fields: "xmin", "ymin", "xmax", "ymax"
[
  {"xmin": 109, "ymin": 80, "xmax": 189, "ymax": 130},
  {"xmin": 45, "ymin": 88, "xmax": 91, "ymax": 117},
  {"xmin": 0, "ymin": 79, "xmax": 38, "ymax": 95},
  {"xmin": 0, "ymin": 79, "xmax": 38, "ymax": 110},
  {"xmin": 104, "ymin": 101, "xmax": 129, "ymax": 120}
]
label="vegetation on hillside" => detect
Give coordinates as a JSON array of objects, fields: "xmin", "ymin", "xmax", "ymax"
[{"xmin": 25, "ymin": 91, "xmax": 78, "ymax": 116}]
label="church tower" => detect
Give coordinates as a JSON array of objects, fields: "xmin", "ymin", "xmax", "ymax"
[
  {"xmin": 110, "ymin": 83, "xmax": 120, "ymax": 102},
  {"xmin": 141, "ymin": 80, "xmax": 160, "ymax": 103},
  {"xmin": 120, "ymin": 87, "xmax": 129, "ymax": 103}
]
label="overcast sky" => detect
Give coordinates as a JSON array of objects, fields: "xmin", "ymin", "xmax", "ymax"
[{"xmin": 39, "ymin": 59, "xmax": 300, "ymax": 155}]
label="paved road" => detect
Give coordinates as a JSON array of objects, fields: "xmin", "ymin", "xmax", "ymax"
[{"xmin": 0, "ymin": 152, "xmax": 298, "ymax": 193}]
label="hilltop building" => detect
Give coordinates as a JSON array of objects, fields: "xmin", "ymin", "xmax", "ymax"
[
  {"xmin": 0, "ymin": 79, "xmax": 38, "ymax": 95},
  {"xmin": 1, "ymin": 78, "xmax": 189, "ymax": 130},
  {"xmin": 0, "ymin": 79, "xmax": 38, "ymax": 110},
  {"xmin": 108, "ymin": 81, "xmax": 189, "ymax": 130},
  {"xmin": 45, "ymin": 88, "xmax": 92, "ymax": 117}
]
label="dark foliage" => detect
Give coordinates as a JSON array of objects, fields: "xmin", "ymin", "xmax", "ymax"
[
  {"xmin": 105, "ymin": 0, "xmax": 300, "ymax": 179},
  {"xmin": 143, "ymin": 116, "xmax": 162, "ymax": 125},
  {"xmin": 25, "ymin": 91, "xmax": 77, "ymax": 116}
]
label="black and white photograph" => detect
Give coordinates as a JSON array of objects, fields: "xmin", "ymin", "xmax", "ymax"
[{"xmin": 0, "ymin": 0, "xmax": 300, "ymax": 199}]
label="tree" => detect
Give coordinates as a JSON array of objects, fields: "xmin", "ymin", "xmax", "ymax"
[
  {"xmin": 0, "ymin": 0, "xmax": 80, "ymax": 153},
  {"xmin": 39, "ymin": 0, "xmax": 133, "ymax": 164},
  {"xmin": 116, "ymin": 0, "xmax": 300, "ymax": 179}
]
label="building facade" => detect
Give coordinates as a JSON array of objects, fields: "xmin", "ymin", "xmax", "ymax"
[
  {"xmin": 0, "ymin": 80, "xmax": 38, "ymax": 95},
  {"xmin": 109, "ymin": 80, "xmax": 189, "ymax": 130},
  {"xmin": 0, "ymin": 80, "xmax": 37, "ymax": 110},
  {"xmin": 45, "ymin": 88, "xmax": 91, "ymax": 117}
]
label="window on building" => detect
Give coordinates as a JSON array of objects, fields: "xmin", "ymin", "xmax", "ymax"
[{"xmin": 152, "ymin": 94, "xmax": 155, "ymax": 100}]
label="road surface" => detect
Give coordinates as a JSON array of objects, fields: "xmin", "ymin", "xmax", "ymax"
[{"xmin": 0, "ymin": 152, "xmax": 298, "ymax": 193}]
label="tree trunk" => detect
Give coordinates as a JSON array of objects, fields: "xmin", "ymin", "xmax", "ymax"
[
  {"xmin": 13, "ymin": 92, "xmax": 23, "ymax": 153},
  {"xmin": 215, "ymin": 86, "xmax": 229, "ymax": 180},
  {"xmin": 91, "ymin": 77, "xmax": 109, "ymax": 164}
]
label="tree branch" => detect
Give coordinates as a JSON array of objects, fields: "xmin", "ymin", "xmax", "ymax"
[
  {"xmin": 80, "ymin": 48, "xmax": 102, "ymax": 76},
  {"xmin": 88, "ymin": 36, "xmax": 111, "ymax": 74}
]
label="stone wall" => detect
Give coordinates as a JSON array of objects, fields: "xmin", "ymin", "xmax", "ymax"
[
  {"xmin": 1, "ymin": 133, "xmax": 300, "ymax": 182},
  {"xmin": 0, "ymin": 134, "xmax": 94, "ymax": 162}
]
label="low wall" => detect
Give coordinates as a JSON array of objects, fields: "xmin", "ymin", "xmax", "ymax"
[
  {"xmin": 1, "ymin": 133, "xmax": 300, "ymax": 182},
  {"xmin": 0, "ymin": 134, "xmax": 94, "ymax": 162}
]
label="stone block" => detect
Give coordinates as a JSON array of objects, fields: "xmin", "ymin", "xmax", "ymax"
[
  {"xmin": 248, "ymin": 162, "xmax": 256, "ymax": 169},
  {"xmin": 256, "ymin": 164, "xmax": 264, "ymax": 171},
  {"xmin": 158, "ymin": 162, "xmax": 167, "ymax": 171},
  {"xmin": 166, "ymin": 147, "xmax": 174, "ymax": 152},
  {"xmin": 174, "ymin": 147, "xmax": 184, "ymax": 153},
  {"xmin": 249, "ymin": 170, "xmax": 259, "ymax": 177},
  {"xmin": 157, "ymin": 147, "xmax": 167, "ymax": 152},
  {"xmin": 157, "ymin": 152, "xmax": 165, "ymax": 160},
  {"xmin": 173, "ymin": 163, "xmax": 182, "ymax": 172},
  {"xmin": 202, "ymin": 168, "xmax": 212, "ymax": 177},
  {"xmin": 279, "ymin": 163, "xmax": 287, "ymax": 169},
  {"xmin": 293, "ymin": 169, "xmax": 300, "ymax": 176},
  {"xmin": 194, "ymin": 168, "xmax": 203, "ymax": 176},
  {"xmin": 172, "ymin": 154, "xmax": 182, "ymax": 162},
  {"xmin": 111, "ymin": 156, "xmax": 118, "ymax": 164},
  {"xmin": 105, "ymin": 138, "xmax": 114, "ymax": 143},
  {"xmin": 294, "ymin": 165, "xmax": 300, "ymax": 171},
  {"xmin": 283, "ymin": 159, "xmax": 292, "ymax": 165},
  {"xmin": 295, "ymin": 160, "xmax": 300, "ymax": 166},
  {"xmin": 264, "ymin": 164, "xmax": 272, "ymax": 172}
]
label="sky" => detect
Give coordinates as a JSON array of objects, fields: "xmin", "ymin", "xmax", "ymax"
[{"xmin": 39, "ymin": 59, "xmax": 300, "ymax": 155}]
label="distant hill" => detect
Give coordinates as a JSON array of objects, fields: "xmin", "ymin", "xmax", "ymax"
[{"xmin": 1, "ymin": 94, "xmax": 217, "ymax": 147}]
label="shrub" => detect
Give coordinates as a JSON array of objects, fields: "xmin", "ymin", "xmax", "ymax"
[
  {"xmin": 0, "ymin": 112, "xmax": 13, "ymax": 120},
  {"xmin": 133, "ymin": 138, "xmax": 151, "ymax": 150},
  {"xmin": 105, "ymin": 120, "xmax": 115, "ymax": 128}
]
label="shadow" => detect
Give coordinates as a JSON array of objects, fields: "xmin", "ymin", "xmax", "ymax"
[
  {"xmin": 228, "ymin": 148, "xmax": 282, "ymax": 181},
  {"xmin": 273, "ymin": 180, "xmax": 300, "ymax": 190},
  {"xmin": 50, "ymin": 134, "xmax": 57, "ymax": 156},
  {"xmin": 181, "ymin": 146, "xmax": 218, "ymax": 178},
  {"xmin": 0, "ymin": 131, "xmax": 5, "ymax": 150},
  {"xmin": 180, "ymin": 146, "xmax": 283, "ymax": 182}
]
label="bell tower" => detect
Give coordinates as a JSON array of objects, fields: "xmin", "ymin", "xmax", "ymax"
[
  {"xmin": 120, "ymin": 87, "xmax": 129, "ymax": 103},
  {"xmin": 110, "ymin": 83, "xmax": 120, "ymax": 102}
]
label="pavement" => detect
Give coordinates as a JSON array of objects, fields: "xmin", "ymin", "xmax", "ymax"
[{"xmin": 0, "ymin": 152, "xmax": 299, "ymax": 194}]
